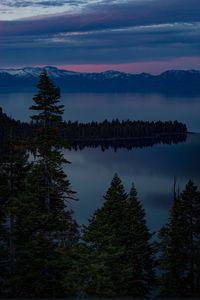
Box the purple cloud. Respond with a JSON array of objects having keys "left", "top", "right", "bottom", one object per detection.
[{"left": 0, "top": 0, "right": 200, "bottom": 70}]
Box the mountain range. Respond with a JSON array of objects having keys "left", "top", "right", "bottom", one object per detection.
[{"left": 0, "top": 66, "right": 200, "bottom": 95}]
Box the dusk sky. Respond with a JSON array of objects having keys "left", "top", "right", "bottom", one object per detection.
[{"left": 0, "top": 0, "right": 200, "bottom": 73}]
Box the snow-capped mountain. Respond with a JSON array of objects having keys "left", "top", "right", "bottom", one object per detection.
[
  {"left": 100, "top": 70, "right": 130, "bottom": 79},
  {"left": 160, "top": 69, "right": 200, "bottom": 78},
  {"left": 0, "top": 67, "right": 200, "bottom": 95},
  {"left": 0, "top": 66, "right": 77, "bottom": 78},
  {"left": 0, "top": 67, "right": 128, "bottom": 80}
]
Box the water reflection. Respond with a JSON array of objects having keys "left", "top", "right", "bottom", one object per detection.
[
  {"left": 65, "top": 134, "right": 200, "bottom": 232},
  {"left": 70, "top": 134, "right": 187, "bottom": 152},
  {"left": 1, "top": 91, "right": 200, "bottom": 232}
]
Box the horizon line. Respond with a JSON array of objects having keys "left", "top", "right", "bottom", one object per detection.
[{"left": 1, "top": 65, "right": 200, "bottom": 76}]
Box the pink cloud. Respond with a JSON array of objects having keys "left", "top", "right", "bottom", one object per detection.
[{"left": 57, "top": 56, "right": 200, "bottom": 74}]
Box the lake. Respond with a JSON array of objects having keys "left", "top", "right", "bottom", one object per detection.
[
  {"left": 1, "top": 92, "right": 200, "bottom": 132},
  {"left": 0, "top": 92, "right": 200, "bottom": 232}
]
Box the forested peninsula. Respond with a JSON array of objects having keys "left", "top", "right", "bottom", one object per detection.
[{"left": 0, "top": 105, "right": 187, "bottom": 151}]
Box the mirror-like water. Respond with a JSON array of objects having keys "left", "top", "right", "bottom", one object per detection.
[
  {"left": 1, "top": 92, "right": 200, "bottom": 231},
  {"left": 0, "top": 92, "right": 200, "bottom": 132},
  {"left": 65, "top": 133, "right": 200, "bottom": 232}
]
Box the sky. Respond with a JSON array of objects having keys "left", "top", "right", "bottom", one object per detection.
[{"left": 0, "top": 0, "right": 200, "bottom": 73}]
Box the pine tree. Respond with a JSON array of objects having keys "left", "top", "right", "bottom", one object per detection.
[
  {"left": 82, "top": 173, "right": 128, "bottom": 297},
  {"left": 82, "top": 174, "right": 155, "bottom": 297},
  {"left": 122, "top": 184, "right": 156, "bottom": 297},
  {"left": 29, "top": 69, "right": 69, "bottom": 212},
  {"left": 11, "top": 70, "right": 79, "bottom": 297},
  {"left": 159, "top": 180, "right": 200, "bottom": 297}
]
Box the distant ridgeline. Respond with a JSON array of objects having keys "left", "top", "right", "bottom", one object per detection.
[
  {"left": 0, "top": 107, "right": 187, "bottom": 150},
  {"left": 0, "top": 67, "right": 200, "bottom": 95}
]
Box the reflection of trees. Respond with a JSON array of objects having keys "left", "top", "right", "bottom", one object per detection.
[
  {"left": 69, "top": 134, "right": 187, "bottom": 152},
  {"left": 0, "top": 105, "right": 187, "bottom": 152},
  {"left": 60, "top": 119, "right": 187, "bottom": 151}
]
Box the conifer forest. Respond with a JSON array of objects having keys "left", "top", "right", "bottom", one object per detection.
[{"left": 0, "top": 71, "right": 200, "bottom": 298}]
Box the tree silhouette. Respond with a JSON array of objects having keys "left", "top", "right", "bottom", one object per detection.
[
  {"left": 159, "top": 180, "right": 200, "bottom": 297},
  {"left": 9, "top": 70, "right": 79, "bottom": 297},
  {"left": 82, "top": 174, "right": 156, "bottom": 297}
]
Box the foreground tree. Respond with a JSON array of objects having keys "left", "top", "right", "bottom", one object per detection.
[
  {"left": 82, "top": 174, "right": 127, "bottom": 296},
  {"left": 82, "top": 174, "right": 156, "bottom": 297},
  {"left": 159, "top": 180, "right": 200, "bottom": 297},
  {"left": 11, "top": 70, "right": 79, "bottom": 297},
  {"left": 122, "top": 184, "right": 156, "bottom": 296}
]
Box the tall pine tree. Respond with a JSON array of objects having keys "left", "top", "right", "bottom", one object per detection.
[{"left": 11, "top": 70, "right": 79, "bottom": 297}]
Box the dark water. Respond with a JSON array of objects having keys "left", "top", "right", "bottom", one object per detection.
[
  {"left": 1, "top": 92, "right": 200, "bottom": 232},
  {"left": 1, "top": 92, "right": 200, "bottom": 132},
  {"left": 65, "top": 133, "right": 200, "bottom": 232}
]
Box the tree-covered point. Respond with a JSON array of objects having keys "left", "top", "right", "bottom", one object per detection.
[
  {"left": 61, "top": 119, "right": 187, "bottom": 141},
  {"left": 0, "top": 105, "right": 187, "bottom": 149}
]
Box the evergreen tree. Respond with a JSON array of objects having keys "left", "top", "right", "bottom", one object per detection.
[
  {"left": 10, "top": 70, "right": 79, "bottom": 297},
  {"left": 82, "top": 173, "right": 128, "bottom": 297},
  {"left": 82, "top": 174, "right": 155, "bottom": 297},
  {"left": 122, "top": 184, "right": 156, "bottom": 297},
  {"left": 159, "top": 180, "right": 200, "bottom": 297}
]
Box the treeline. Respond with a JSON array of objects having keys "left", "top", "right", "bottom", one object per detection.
[
  {"left": 0, "top": 71, "right": 199, "bottom": 298},
  {"left": 60, "top": 119, "right": 187, "bottom": 150},
  {"left": 0, "top": 108, "right": 187, "bottom": 152},
  {"left": 81, "top": 175, "right": 200, "bottom": 297},
  {"left": 61, "top": 119, "right": 187, "bottom": 141},
  {"left": 1, "top": 166, "right": 200, "bottom": 297}
]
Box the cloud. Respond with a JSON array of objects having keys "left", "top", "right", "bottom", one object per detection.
[
  {"left": 1, "top": 0, "right": 200, "bottom": 35},
  {"left": 1, "top": 0, "right": 84, "bottom": 8},
  {"left": 0, "top": 0, "right": 85, "bottom": 20},
  {"left": 0, "top": 0, "right": 200, "bottom": 70},
  {"left": 1, "top": 22, "right": 199, "bottom": 60}
]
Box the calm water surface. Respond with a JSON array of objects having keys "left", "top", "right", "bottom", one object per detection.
[
  {"left": 65, "top": 133, "right": 200, "bottom": 232},
  {"left": 1, "top": 92, "right": 200, "bottom": 231},
  {"left": 1, "top": 92, "right": 200, "bottom": 132}
]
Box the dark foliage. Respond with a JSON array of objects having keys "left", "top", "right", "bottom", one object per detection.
[
  {"left": 62, "top": 119, "right": 187, "bottom": 141},
  {"left": 0, "top": 106, "right": 187, "bottom": 151},
  {"left": 0, "top": 70, "right": 79, "bottom": 297},
  {"left": 158, "top": 180, "right": 200, "bottom": 297},
  {"left": 0, "top": 70, "right": 198, "bottom": 298},
  {"left": 82, "top": 174, "right": 156, "bottom": 297}
]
